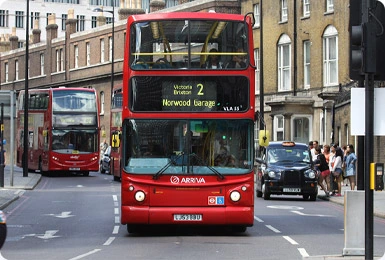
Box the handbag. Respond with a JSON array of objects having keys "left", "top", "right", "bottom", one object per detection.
[{"left": 333, "top": 168, "right": 343, "bottom": 177}]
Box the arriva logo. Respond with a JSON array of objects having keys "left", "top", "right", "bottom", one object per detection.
[
  {"left": 70, "top": 155, "right": 80, "bottom": 160},
  {"left": 170, "top": 176, "right": 206, "bottom": 184}
]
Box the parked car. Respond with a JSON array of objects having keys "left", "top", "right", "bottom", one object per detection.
[
  {"left": 0, "top": 210, "right": 6, "bottom": 250},
  {"left": 100, "top": 146, "right": 111, "bottom": 174},
  {"left": 255, "top": 141, "right": 318, "bottom": 201}
]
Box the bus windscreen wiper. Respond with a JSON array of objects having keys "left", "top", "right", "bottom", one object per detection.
[
  {"left": 189, "top": 153, "right": 224, "bottom": 180},
  {"left": 153, "top": 153, "right": 184, "bottom": 180}
]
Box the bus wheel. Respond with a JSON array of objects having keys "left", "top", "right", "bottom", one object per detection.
[
  {"left": 113, "top": 175, "right": 120, "bottom": 182},
  {"left": 256, "top": 189, "right": 262, "bottom": 198},
  {"left": 127, "top": 224, "right": 140, "bottom": 234},
  {"left": 83, "top": 171, "right": 90, "bottom": 177}
]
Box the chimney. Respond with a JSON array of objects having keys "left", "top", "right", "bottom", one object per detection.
[
  {"left": 46, "top": 13, "right": 58, "bottom": 42},
  {"left": 9, "top": 27, "right": 19, "bottom": 50},
  {"left": 32, "top": 19, "right": 41, "bottom": 44}
]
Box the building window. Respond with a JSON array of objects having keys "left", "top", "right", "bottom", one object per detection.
[
  {"left": 61, "top": 14, "right": 67, "bottom": 31},
  {"left": 40, "top": 53, "right": 45, "bottom": 75},
  {"left": 31, "top": 12, "right": 40, "bottom": 29},
  {"left": 15, "top": 60, "right": 19, "bottom": 81},
  {"left": 109, "top": 36, "right": 112, "bottom": 61},
  {"left": 274, "top": 115, "right": 284, "bottom": 141},
  {"left": 326, "top": 0, "right": 334, "bottom": 13},
  {"left": 74, "top": 45, "right": 79, "bottom": 68},
  {"left": 45, "top": 0, "right": 80, "bottom": 3},
  {"left": 0, "top": 10, "right": 9, "bottom": 27},
  {"left": 278, "top": 34, "right": 291, "bottom": 91},
  {"left": 86, "top": 42, "right": 91, "bottom": 66},
  {"left": 253, "top": 3, "right": 260, "bottom": 28},
  {"left": 304, "top": 40, "right": 311, "bottom": 89},
  {"left": 15, "top": 11, "right": 24, "bottom": 28},
  {"left": 323, "top": 25, "right": 338, "bottom": 86},
  {"left": 280, "top": 0, "right": 288, "bottom": 22},
  {"left": 100, "top": 91, "right": 105, "bottom": 115},
  {"left": 255, "top": 48, "right": 260, "bottom": 94},
  {"left": 56, "top": 49, "right": 64, "bottom": 72},
  {"left": 76, "top": 15, "right": 85, "bottom": 32},
  {"left": 292, "top": 116, "right": 311, "bottom": 144},
  {"left": 5, "top": 62, "right": 8, "bottom": 82},
  {"left": 100, "top": 39, "right": 105, "bottom": 63},
  {"left": 46, "top": 13, "right": 52, "bottom": 26},
  {"left": 303, "top": 0, "right": 310, "bottom": 17},
  {"left": 91, "top": 16, "right": 97, "bottom": 28}
]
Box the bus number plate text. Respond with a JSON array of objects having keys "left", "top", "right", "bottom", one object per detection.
[
  {"left": 174, "top": 214, "right": 202, "bottom": 221},
  {"left": 69, "top": 168, "right": 80, "bottom": 171}
]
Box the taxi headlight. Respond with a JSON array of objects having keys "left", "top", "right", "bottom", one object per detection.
[
  {"left": 268, "top": 171, "right": 281, "bottom": 178},
  {"left": 305, "top": 169, "right": 316, "bottom": 179},
  {"left": 135, "top": 191, "right": 146, "bottom": 202},
  {"left": 230, "top": 191, "right": 241, "bottom": 202}
]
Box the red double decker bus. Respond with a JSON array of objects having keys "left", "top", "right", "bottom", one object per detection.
[
  {"left": 16, "top": 87, "right": 100, "bottom": 176},
  {"left": 110, "top": 84, "right": 123, "bottom": 181},
  {"left": 121, "top": 12, "right": 256, "bottom": 233}
]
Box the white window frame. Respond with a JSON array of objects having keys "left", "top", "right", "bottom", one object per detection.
[
  {"left": 86, "top": 42, "right": 91, "bottom": 66},
  {"left": 74, "top": 45, "right": 79, "bottom": 68},
  {"left": 291, "top": 115, "right": 312, "bottom": 143},
  {"left": 281, "top": 0, "right": 288, "bottom": 22},
  {"left": 278, "top": 34, "right": 291, "bottom": 91},
  {"left": 323, "top": 25, "right": 338, "bottom": 86},
  {"left": 5, "top": 62, "right": 8, "bottom": 82},
  {"left": 100, "top": 39, "right": 105, "bottom": 63},
  {"left": 274, "top": 115, "right": 285, "bottom": 141},
  {"left": 100, "top": 91, "right": 105, "bottom": 115},
  {"left": 253, "top": 3, "right": 260, "bottom": 28},
  {"left": 40, "top": 53, "right": 44, "bottom": 75},
  {"left": 15, "top": 60, "right": 19, "bottom": 81},
  {"left": 304, "top": 40, "right": 311, "bottom": 89},
  {"left": 255, "top": 48, "right": 260, "bottom": 95},
  {"left": 109, "top": 36, "right": 112, "bottom": 61},
  {"left": 303, "top": 0, "right": 310, "bottom": 17},
  {"left": 326, "top": 0, "right": 334, "bottom": 13}
]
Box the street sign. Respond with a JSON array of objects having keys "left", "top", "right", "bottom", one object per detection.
[{"left": 0, "top": 91, "right": 16, "bottom": 117}]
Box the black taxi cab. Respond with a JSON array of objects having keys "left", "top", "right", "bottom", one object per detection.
[{"left": 255, "top": 141, "right": 318, "bottom": 201}]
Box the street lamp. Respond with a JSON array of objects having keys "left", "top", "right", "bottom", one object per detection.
[{"left": 93, "top": 1, "right": 115, "bottom": 104}]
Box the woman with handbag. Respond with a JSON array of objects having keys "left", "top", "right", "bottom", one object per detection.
[
  {"left": 344, "top": 144, "right": 357, "bottom": 190},
  {"left": 329, "top": 145, "right": 344, "bottom": 196},
  {"left": 314, "top": 147, "right": 331, "bottom": 196}
]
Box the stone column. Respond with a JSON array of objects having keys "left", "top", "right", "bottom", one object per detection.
[{"left": 283, "top": 113, "right": 293, "bottom": 141}]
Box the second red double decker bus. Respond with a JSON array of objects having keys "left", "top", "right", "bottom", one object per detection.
[{"left": 121, "top": 12, "right": 256, "bottom": 233}]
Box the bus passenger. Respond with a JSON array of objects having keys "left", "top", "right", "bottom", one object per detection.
[
  {"left": 202, "top": 48, "right": 223, "bottom": 69},
  {"left": 225, "top": 48, "right": 246, "bottom": 68}
]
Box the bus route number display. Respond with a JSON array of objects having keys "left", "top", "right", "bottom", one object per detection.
[{"left": 162, "top": 80, "right": 216, "bottom": 112}]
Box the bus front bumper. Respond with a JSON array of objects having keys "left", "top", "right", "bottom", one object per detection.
[{"left": 121, "top": 206, "right": 254, "bottom": 226}]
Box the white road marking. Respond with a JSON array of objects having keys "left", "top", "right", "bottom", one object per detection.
[
  {"left": 265, "top": 225, "right": 281, "bottom": 233},
  {"left": 254, "top": 216, "right": 264, "bottom": 222},
  {"left": 69, "top": 249, "right": 101, "bottom": 260},
  {"left": 291, "top": 210, "right": 333, "bottom": 217},
  {"left": 37, "top": 230, "right": 60, "bottom": 239},
  {"left": 283, "top": 236, "right": 298, "bottom": 245},
  {"left": 115, "top": 216, "right": 120, "bottom": 224},
  {"left": 112, "top": 195, "right": 118, "bottom": 202},
  {"left": 103, "top": 237, "right": 115, "bottom": 246},
  {"left": 298, "top": 248, "right": 309, "bottom": 257},
  {"left": 113, "top": 225, "right": 119, "bottom": 234},
  {"left": 114, "top": 208, "right": 119, "bottom": 215},
  {"left": 267, "top": 205, "right": 304, "bottom": 210}
]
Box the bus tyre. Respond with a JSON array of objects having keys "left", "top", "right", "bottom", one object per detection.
[
  {"left": 256, "top": 189, "right": 262, "bottom": 198},
  {"left": 127, "top": 224, "right": 140, "bottom": 234},
  {"left": 83, "top": 171, "right": 90, "bottom": 177},
  {"left": 232, "top": 226, "right": 247, "bottom": 233}
]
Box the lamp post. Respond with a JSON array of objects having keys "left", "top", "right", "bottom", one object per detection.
[{"left": 94, "top": 1, "right": 115, "bottom": 103}]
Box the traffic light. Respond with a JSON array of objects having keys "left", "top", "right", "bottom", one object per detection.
[
  {"left": 349, "top": 0, "right": 385, "bottom": 80},
  {"left": 349, "top": 0, "right": 364, "bottom": 80}
]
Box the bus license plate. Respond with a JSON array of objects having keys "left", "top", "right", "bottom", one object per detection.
[
  {"left": 69, "top": 168, "right": 80, "bottom": 171},
  {"left": 174, "top": 214, "right": 202, "bottom": 221},
  {"left": 283, "top": 188, "right": 301, "bottom": 192}
]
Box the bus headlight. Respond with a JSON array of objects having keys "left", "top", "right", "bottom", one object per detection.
[
  {"left": 135, "top": 191, "right": 146, "bottom": 202},
  {"left": 230, "top": 191, "right": 241, "bottom": 202}
]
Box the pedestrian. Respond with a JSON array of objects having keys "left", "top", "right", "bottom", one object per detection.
[
  {"left": 344, "top": 144, "right": 357, "bottom": 190},
  {"left": 100, "top": 139, "right": 108, "bottom": 157},
  {"left": 311, "top": 141, "right": 322, "bottom": 161},
  {"left": 314, "top": 147, "right": 330, "bottom": 196},
  {"left": 329, "top": 144, "right": 344, "bottom": 196},
  {"left": 322, "top": 144, "right": 331, "bottom": 192}
]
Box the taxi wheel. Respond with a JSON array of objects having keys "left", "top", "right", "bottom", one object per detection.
[
  {"left": 262, "top": 184, "right": 270, "bottom": 200},
  {"left": 309, "top": 194, "right": 317, "bottom": 201},
  {"left": 0, "top": 224, "right": 6, "bottom": 250},
  {"left": 303, "top": 194, "right": 310, "bottom": 200}
]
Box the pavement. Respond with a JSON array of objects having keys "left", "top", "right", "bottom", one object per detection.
[{"left": 0, "top": 166, "right": 385, "bottom": 259}]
